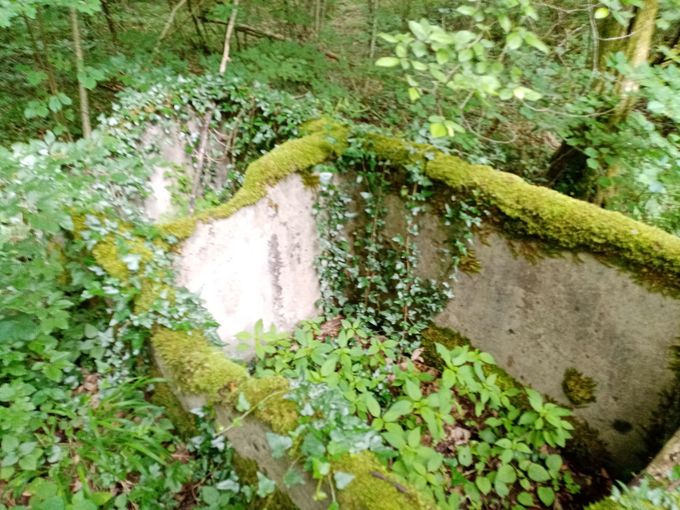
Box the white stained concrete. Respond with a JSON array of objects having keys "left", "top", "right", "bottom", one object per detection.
[
  {"left": 175, "top": 174, "right": 321, "bottom": 359},
  {"left": 142, "top": 123, "right": 188, "bottom": 221}
]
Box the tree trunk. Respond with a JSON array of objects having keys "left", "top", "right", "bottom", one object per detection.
[
  {"left": 70, "top": 8, "right": 91, "bottom": 138},
  {"left": 101, "top": 0, "right": 118, "bottom": 46},
  {"left": 218, "top": 0, "right": 240, "bottom": 75},
  {"left": 547, "top": 0, "right": 659, "bottom": 204},
  {"left": 23, "top": 14, "right": 67, "bottom": 129},
  {"left": 186, "top": 0, "right": 209, "bottom": 52}
]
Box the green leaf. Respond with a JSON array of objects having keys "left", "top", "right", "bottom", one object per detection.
[
  {"left": 537, "top": 486, "right": 555, "bottom": 506},
  {"left": 404, "top": 379, "right": 422, "bottom": 401},
  {"left": 506, "top": 32, "right": 523, "bottom": 50},
  {"left": 236, "top": 392, "right": 251, "bottom": 412},
  {"left": 523, "top": 32, "right": 549, "bottom": 53},
  {"left": 527, "top": 463, "right": 550, "bottom": 482},
  {"left": 365, "top": 394, "right": 381, "bottom": 417},
  {"left": 383, "top": 400, "right": 413, "bottom": 422},
  {"left": 496, "top": 464, "right": 516, "bottom": 484},
  {"left": 48, "top": 96, "right": 62, "bottom": 113},
  {"left": 408, "top": 87, "right": 420, "bottom": 102},
  {"left": 475, "top": 476, "right": 491, "bottom": 494},
  {"left": 283, "top": 468, "right": 304, "bottom": 487},
  {"left": 457, "top": 446, "right": 472, "bottom": 467},
  {"left": 407, "top": 427, "right": 421, "bottom": 448},
  {"left": 594, "top": 7, "right": 609, "bottom": 19},
  {"left": 517, "top": 491, "right": 534, "bottom": 506},
  {"left": 429, "top": 122, "right": 448, "bottom": 138},
  {"left": 376, "top": 57, "right": 400, "bottom": 68},
  {"left": 256, "top": 472, "right": 276, "bottom": 497},
  {"left": 546, "top": 454, "right": 562, "bottom": 474},
  {"left": 333, "top": 471, "right": 355, "bottom": 490},
  {"left": 266, "top": 432, "right": 292, "bottom": 459},
  {"left": 72, "top": 497, "right": 96, "bottom": 510},
  {"left": 320, "top": 356, "right": 337, "bottom": 376}
]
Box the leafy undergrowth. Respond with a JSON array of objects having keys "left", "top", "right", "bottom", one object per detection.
[
  {"left": 0, "top": 78, "right": 300, "bottom": 509},
  {"left": 249, "top": 317, "right": 595, "bottom": 510}
]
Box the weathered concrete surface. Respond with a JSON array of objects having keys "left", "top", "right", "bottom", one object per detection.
[
  {"left": 175, "top": 174, "right": 321, "bottom": 358},
  {"left": 142, "top": 123, "right": 188, "bottom": 221},
  {"left": 434, "top": 230, "right": 680, "bottom": 470}
]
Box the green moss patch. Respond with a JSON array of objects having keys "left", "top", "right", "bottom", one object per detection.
[
  {"left": 334, "top": 452, "right": 436, "bottom": 510},
  {"left": 150, "top": 327, "right": 247, "bottom": 400},
  {"left": 361, "top": 134, "right": 680, "bottom": 289},
  {"left": 562, "top": 368, "right": 598, "bottom": 406}
]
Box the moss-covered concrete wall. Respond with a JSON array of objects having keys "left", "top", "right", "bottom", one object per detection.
[{"left": 142, "top": 121, "right": 680, "bottom": 495}]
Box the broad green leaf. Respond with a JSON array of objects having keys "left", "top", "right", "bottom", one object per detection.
[
  {"left": 429, "top": 122, "right": 448, "bottom": 138},
  {"left": 517, "top": 491, "right": 534, "bottom": 506},
  {"left": 475, "top": 476, "right": 491, "bottom": 495},
  {"left": 383, "top": 400, "right": 413, "bottom": 422},
  {"left": 365, "top": 394, "right": 381, "bottom": 417},
  {"left": 546, "top": 454, "right": 562, "bottom": 474},
  {"left": 537, "top": 486, "right": 555, "bottom": 506},
  {"left": 506, "top": 32, "right": 523, "bottom": 50},
  {"left": 527, "top": 463, "right": 550, "bottom": 482},
  {"left": 496, "top": 464, "right": 516, "bottom": 484},
  {"left": 376, "top": 57, "right": 400, "bottom": 68},
  {"left": 523, "top": 32, "right": 549, "bottom": 53}
]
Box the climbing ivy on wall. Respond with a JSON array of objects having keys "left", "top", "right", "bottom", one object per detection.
[
  {"left": 313, "top": 131, "right": 483, "bottom": 344},
  {"left": 106, "top": 74, "right": 319, "bottom": 214}
]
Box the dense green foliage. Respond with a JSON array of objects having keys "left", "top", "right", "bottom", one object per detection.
[
  {"left": 1, "top": 0, "right": 680, "bottom": 509},
  {"left": 0, "top": 79, "right": 310, "bottom": 508},
  {"left": 252, "top": 318, "right": 582, "bottom": 509}
]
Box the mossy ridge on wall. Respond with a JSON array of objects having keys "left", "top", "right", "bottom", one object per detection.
[
  {"left": 158, "top": 121, "right": 349, "bottom": 241},
  {"left": 363, "top": 133, "right": 680, "bottom": 289}
]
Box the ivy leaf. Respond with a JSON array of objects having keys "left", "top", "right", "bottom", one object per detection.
[
  {"left": 256, "top": 472, "right": 276, "bottom": 498},
  {"left": 266, "top": 432, "right": 292, "bottom": 459},
  {"left": 333, "top": 471, "right": 355, "bottom": 490},
  {"left": 283, "top": 468, "right": 304, "bottom": 487},
  {"left": 236, "top": 392, "right": 251, "bottom": 412}
]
